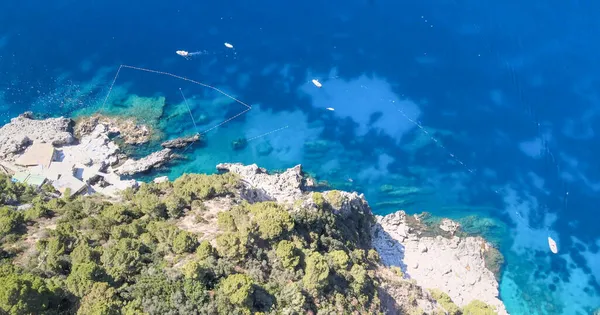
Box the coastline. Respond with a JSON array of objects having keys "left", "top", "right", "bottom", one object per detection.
[{"left": 0, "top": 112, "right": 507, "bottom": 313}]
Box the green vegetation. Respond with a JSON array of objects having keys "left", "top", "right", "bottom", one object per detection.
[
  {"left": 462, "top": 300, "right": 497, "bottom": 315},
  {"left": 0, "top": 171, "right": 499, "bottom": 314},
  {"left": 0, "top": 172, "right": 382, "bottom": 314},
  {"left": 429, "top": 288, "right": 460, "bottom": 315}
]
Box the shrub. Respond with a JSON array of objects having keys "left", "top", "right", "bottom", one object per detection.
[
  {"left": 462, "top": 300, "right": 496, "bottom": 315},
  {"left": 302, "top": 252, "right": 330, "bottom": 293},
  {"left": 276, "top": 240, "right": 300, "bottom": 269},
  {"left": 249, "top": 202, "right": 294, "bottom": 240},
  {"left": 429, "top": 288, "right": 460, "bottom": 315}
]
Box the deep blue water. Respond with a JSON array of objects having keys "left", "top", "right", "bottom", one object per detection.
[{"left": 2, "top": 0, "right": 600, "bottom": 313}]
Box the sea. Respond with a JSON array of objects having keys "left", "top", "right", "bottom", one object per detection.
[{"left": 1, "top": 0, "right": 599, "bottom": 314}]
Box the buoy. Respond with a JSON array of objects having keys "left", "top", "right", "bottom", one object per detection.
[
  {"left": 326, "top": 107, "right": 335, "bottom": 111},
  {"left": 312, "top": 79, "right": 322, "bottom": 88},
  {"left": 176, "top": 50, "right": 189, "bottom": 57},
  {"left": 224, "top": 42, "right": 234, "bottom": 49},
  {"left": 548, "top": 236, "right": 558, "bottom": 254}
]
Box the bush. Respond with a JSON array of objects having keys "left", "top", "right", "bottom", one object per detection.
[
  {"left": 0, "top": 266, "right": 62, "bottom": 315},
  {"left": 302, "top": 252, "right": 330, "bottom": 293},
  {"left": 173, "top": 231, "right": 198, "bottom": 254},
  {"left": 462, "top": 300, "right": 497, "bottom": 315},
  {"left": 276, "top": 240, "right": 300, "bottom": 269},
  {"left": 173, "top": 173, "right": 238, "bottom": 202},
  {"left": 0, "top": 206, "right": 24, "bottom": 238},
  {"left": 248, "top": 202, "right": 294, "bottom": 240},
  {"left": 429, "top": 288, "right": 460, "bottom": 315},
  {"left": 216, "top": 232, "right": 248, "bottom": 261},
  {"left": 217, "top": 274, "right": 254, "bottom": 312},
  {"left": 328, "top": 250, "right": 350, "bottom": 271},
  {"left": 325, "top": 190, "right": 343, "bottom": 208}
]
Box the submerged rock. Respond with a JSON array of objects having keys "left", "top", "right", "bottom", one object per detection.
[
  {"left": 114, "top": 148, "right": 174, "bottom": 176},
  {"left": 161, "top": 134, "right": 200, "bottom": 149},
  {"left": 0, "top": 112, "right": 74, "bottom": 158},
  {"left": 75, "top": 114, "right": 152, "bottom": 145}
]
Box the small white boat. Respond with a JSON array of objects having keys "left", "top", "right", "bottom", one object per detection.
[
  {"left": 326, "top": 107, "right": 335, "bottom": 111},
  {"left": 224, "top": 42, "right": 234, "bottom": 49},
  {"left": 312, "top": 79, "right": 322, "bottom": 88},
  {"left": 548, "top": 236, "right": 558, "bottom": 254},
  {"left": 176, "top": 50, "right": 189, "bottom": 57}
]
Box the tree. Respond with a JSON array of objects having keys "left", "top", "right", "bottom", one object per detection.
[
  {"left": 100, "top": 238, "right": 144, "bottom": 282},
  {"left": 328, "top": 250, "right": 350, "bottom": 271},
  {"left": 217, "top": 274, "right": 254, "bottom": 310},
  {"left": 216, "top": 232, "right": 247, "bottom": 261},
  {"left": 77, "top": 282, "right": 121, "bottom": 315},
  {"left": 172, "top": 231, "right": 198, "bottom": 254},
  {"left": 249, "top": 202, "right": 294, "bottom": 240},
  {"left": 66, "top": 262, "right": 104, "bottom": 297},
  {"left": 70, "top": 241, "right": 98, "bottom": 265},
  {"left": 0, "top": 206, "right": 24, "bottom": 238},
  {"left": 302, "top": 252, "right": 330, "bottom": 293},
  {"left": 164, "top": 195, "right": 186, "bottom": 218},
  {"left": 196, "top": 240, "right": 217, "bottom": 261},
  {"left": 0, "top": 270, "right": 59, "bottom": 315},
  {"left": 349, "top": 264, "right": 367, "bottom": 294},
  {"left": 276, "top": 240, "right": 300, "bottom": 269},
  {"left": 217, "top": 211, "right": 237, "bottom": 232}
]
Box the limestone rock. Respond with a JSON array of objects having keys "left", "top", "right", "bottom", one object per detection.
[
  {"left": 440, "top": 218, "right": 461, "bottom": 235},
  {"left": 60, "top": 124, "right": 120, "bottom": 168},
  {"left": 372, "top": 210, "right": 507, "bottom": 314},
  {"left": 153, "top": 176, "right": 169, "bottom": 184},
  {"left": 216, "top": 163, "right": 305, "bottom": 204},
  {"left": 373, "top": 211, "right": 507, "bottom": 314},
  {"left": 161, "top": 134, "right": 200, "bottom": 149},
  {"left": 115, "top": 148, "right": 174, "bottom": 176},
  {"left": 75, "top": 114, "right": 151, "bottom": 145},
  {"left": 0, "top": 112, "right": 74, "bottom": 158}
]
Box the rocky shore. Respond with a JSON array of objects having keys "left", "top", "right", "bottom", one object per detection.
[
  {"left": 217, "top": 163, "right": 508, "bottom": 314},
  {"left": 0, "top": 113, "right": 193, "bottom": 198},
  {"left": 372, "top": 211, "right": 507, "bottom": 314},
  {"left": 0, "top": 113, "right": 507, "bottom": 313}
]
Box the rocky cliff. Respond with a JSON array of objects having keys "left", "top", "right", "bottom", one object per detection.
[{"left": 218, "top": 163, "right": 508, "bottom": 314}]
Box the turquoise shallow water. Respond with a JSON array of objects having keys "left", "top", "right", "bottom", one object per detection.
[{"left": 2, "top": 1, "right": 600, "bottom": 313}]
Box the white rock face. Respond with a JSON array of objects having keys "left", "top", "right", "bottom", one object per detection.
[
  {"left": 372, "top": 211, "right": 508, "bottom": 314},
  {"left": 60, "top": 124, "right": 120, "bottom": 167},
  {"left": 115, "top": 148, "right": 173, "bottom": 176},
  {"left": 216, "top": 163, "right": 305, "bottom": 204},
  {"left": 0, "top": 112, "right": 74, "bottom": 158}
]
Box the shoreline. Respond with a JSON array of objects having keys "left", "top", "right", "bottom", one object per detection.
[{"left": 0, "top": 112, "right": 508, "bottom": 313}]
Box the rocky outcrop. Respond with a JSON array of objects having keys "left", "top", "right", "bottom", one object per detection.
[
  {"left": 161, "top": 134, "right": 201, "bottom": 149},
  {"left": 217, "top": 163, "right": 507, "bottom": 313},
  {"left": 115, "top": 148, "right": 174, "bottom": 176},
  {"left": 0, "top": 112, "right": 74, "bottom": 158},
  {"left": 216, "top": 163, "right": 305, "bottom": 204},
  {"left": 372, "top": 211, "right": 507, "bottom": 314},
  {"left": 75, "top": 114, "right": 151, "bottom": 145},
  {"left": 60, "top": 124, "right": 121, "bottom": 167}
]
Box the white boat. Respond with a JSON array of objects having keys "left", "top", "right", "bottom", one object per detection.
[
  {"left": 312, "top": 79, "right": 322, "bottom": 88},
  {"left": 548, "top": 236, "right": 558, "bottom": 254},
  {"left": 224, "top": 42, "right": 234, "bottom": 49},
  {"left": 326, "top": 107, "right": 335, "bottom": 111},
  {"left": 176, "top": 50, "right": 189, "bottom": 57}
]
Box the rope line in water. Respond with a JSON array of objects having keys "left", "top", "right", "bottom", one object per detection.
[
  {"left": 247, "top": 125, "right": 289, "bottom": 141},
  {"left": 179, "top": 88, "right": 199, "bottom": 131},
  {"left": 101, "top": 65, "right": 123, "bottom": 110},
  {"left": 110, "top": 64, "right": 252, "bottom": 109}
]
